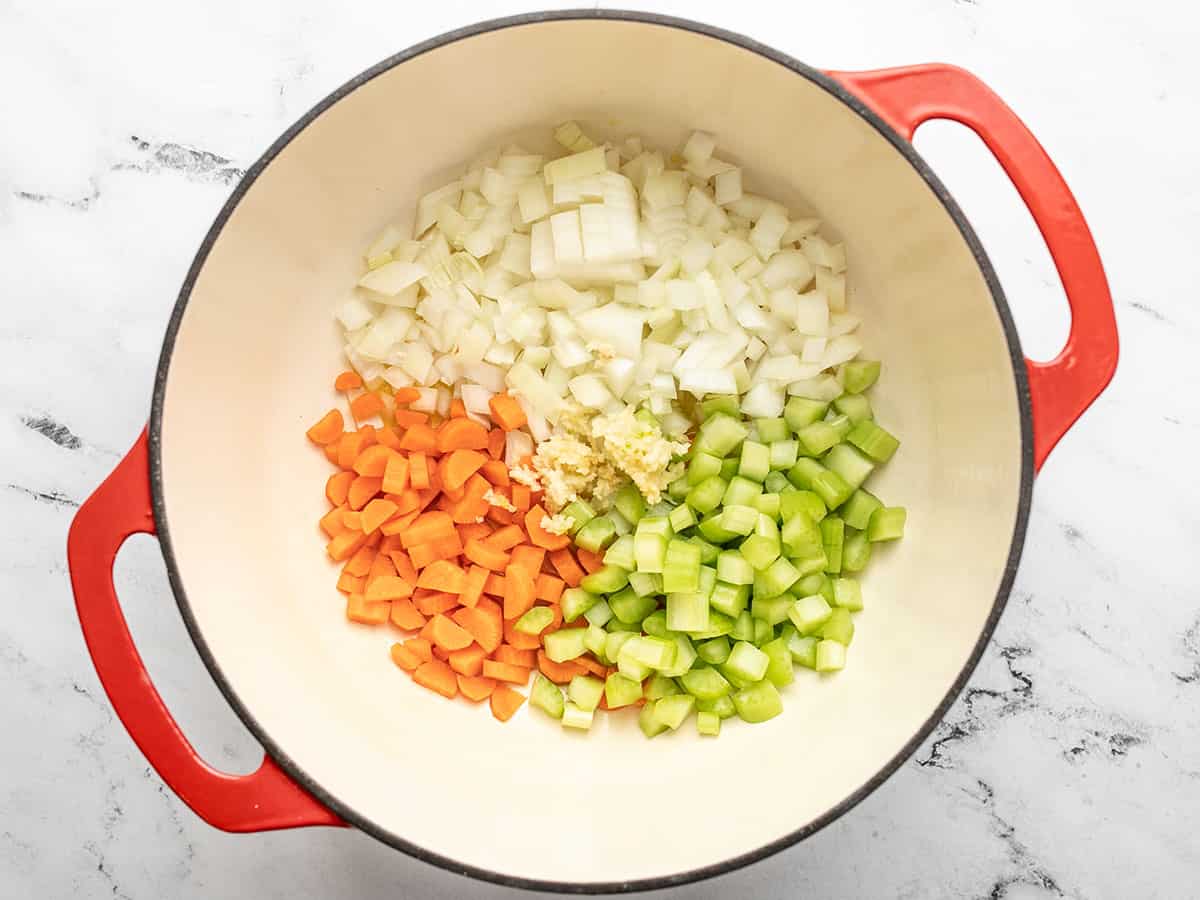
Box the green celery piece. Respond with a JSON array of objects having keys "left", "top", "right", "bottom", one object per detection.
[
  {"left": 833, "top": 577, "right": 863, "bottom": 611},
  {"left": 689, "top": 608, "right": 735, "bottom": 640},
  {"left": 840, "top": 489, "right": 883, "bottom": 530},
  {"left": 818, "top": 575, "right": 837, "bottom": 606},
  {"left": 544, "top": 628, "right": 588, "bottom": 662},
  {"left": 826, "top": 414, "right": 853, "bottom": 441},
  {"left": 655, "top": 694, "right": 696, "bottom": 730},
  {"left": 515, "top": 606, "right": 554, "bottom": 635},
  {"left": 719, "top": 457, "right": 740, "bottom": 480},
  {"left": 608, "top": 509, "right": 633, "bottom": 536},
  {"left": 680, "top": 666, "right": 732, "bottom": 700},
  {"left": 781, "top": 509, "right": 823, "bottom": 557},
  {"left": 847, "top": 420, "right": 900, "bottom": 463},
  {"left": 842, "top": 530, "right": 872, "bottom": 572},
  {"left": 697, "top": 515, "right": 738, "bottom": 544},
  {"left": 580, "top": 565, "right": 629, "bottom": 594},
  {"left": 701, "top": 395, "right": 740, "bottom": 419},
  {"left": 628, "top": 571, "right": 663, "bottom": 597},
  {"left": 584, "top": 623, "right": 608, "bottom": 658},
  {"left": 761, "top": 637, "right": 795, "bottom": 687},
  {"left": 722, "top": 475, "right": 763, "bottom": 507},
  {"left": 612, "top": 482, "right": 646, "bottom": 525},
  {"left": 842, "top": 359, "right": 881, "bottom": 394},
  {"left": 610, "top": 588, "right": 656, "bottom": 624},
  {"left": 691, "top": 538, "right": 721, "bottom": 566},
  {"left": 642, "top": 609, "right": 669, "bottom": 637},
  {"left": 759, "top": 557, "right": 801, "bottom": 598},
  {"left": 821, "top": 516, "right": 845, "bottom": 574},
  {"left": 604, "top": 631, "right": 635, "bottom": 663},
  {"left": 718, "top": 504, "right": 759, "bottom": 536},
  {"left": 659, "top": 633, "right": 698, "bottom": 678},
  {"left": 739, "top": 533, "right": 780, "bottom": 571},
  {"left": 763, "top": 470, "right": 791, "bottom": 493},
  {"left": 638, "top": 702, "right": 670, "bottom": 738},
  {"left": 696, "top": 694, "right": 737, "bottom": 719},
  {"left": 780, "top": 490, "right": 826, "bottom": 522},
  {"left": 811, "top": 467, "right": 854, "bottom": 509},
  {"left": 752, "top": 617, "right": 772, "bottom": 646},
  {"left": 560, "top": 499, "right": 597, "bottom": 535},
  {"left": 697, "top": 635, "right": 732, "bottom": 665},
  {"left": 667, "top": 475, "right": 691, "bottom": 502},
  {"left": 668, "top": 503, "right": 697, "bottom": 533},
  {"left": 784, "top": 396, "right": 829, "bottom": 431},
  {"left": 738, "top": 441, "right": 771, "bottom": 482},
  {"left": 687, "top": 451, "right": 724, "bottom": 485},
  {"left": 636, "top": 514, "right": 673, "bottom": 537},
  {"left": 751, "top": 492, "right": 781, "bottom": 519},
  {"left": 698, "top": 564, "right": 717, "bottom": 596},
  {"left": 604, "top": 534, "right": 637, "bottom": 570},
  {"left": 663, "top": 539, "right": 702, "bottom": 592},
  {"left": 645, "top": 673, "right": 681, "bottom": 700},
  {"left": 867, "top": 507, "right": 907, "bottom": 542},
  {"left": 821, "top": 607, "right": 855, "bottom": 646},
  {"left": 789, "top": 546, "right": 829, "bottom": 578},
  {"left": 755, "top": 417, "right": 790, "bottom": 443},
  {"left": 605, "top": 672, "right": 644, "bottom": 708},
  {"left": 561, "top": 587, "right": 597, "bottom": 623},
  {"left": 751, "top": 594, "right": 793, "bottom": 625},
  {"left": 633, "top": 531, "right": 668, "bottom": 573},
  {"left": 797, "top": 420, "right": 842, "bottom": 456},
  {"left": 531, "top": 674, "right": 565, "bottom": 719},
  {"left": 616, "top": 643, "right": 652, "bottom": 682},
  {"left": 583, "top": 598, "right": 613, "bottom": 628},
  {"left": 725, "top": 640, "right": 770, "bottom": 682},
  {"left": 769, "top": 440, "right": 799, "bottom": 471},
  {"left": 709, "top": 581, "right": 750, "bottom": 617},
  {"left": 815, "top": 639, "right": 847, "bottom": 672},
  {"left": 733, "top": 680, "right": 783, "bottom": 723},
  {"left": 824, "top": 443, "right": 875, "bottom": 490},
  {"left": 574, "top": 516, "right": 616, "bottom": 553},
  {"left": 697, "top": 413, "right": 748, "bottom": 457},
  {"left": 786, "top": 458, "right": 826, "bottom": 490},
  {"left": 833, "top": 393, "right": 873, "bottom": 424},
  {"left": 795, "top": 573, "right": 824, "bottom": 596},
  {"left": 730, "top": 610, "right": 755, "bottom": 642},
  {"left": 606, "top": 618, "right": 641, "bottom": 634},
  {"left": 666, "top": 591, "right": 711, "bottom": 632},
  {"left": 568, "top": 675, "right": 605, "bottom": 711},
  {"left": 716, "top": 549, "right": 756, "bottom": 586},
  {"left": 697, "top": 710, "right": 722, "bottom": 736},
  {"left": 789, "top": 594, "right": 833, "bottom": 635},
  {"left": 686, "top": 476, "right": 728, "bottom": 514},
  {"left": 786, "top": 632, "right": 819, "bottom": 668},
  {"left": 561, "top": 702, "right": 595, "bottom": 731}
]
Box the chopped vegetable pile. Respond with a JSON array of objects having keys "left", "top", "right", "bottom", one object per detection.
[{"left": 308, "top": 122, "right": 907, "bottom": 737}]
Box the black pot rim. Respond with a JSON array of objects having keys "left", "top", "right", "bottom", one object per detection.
[{"left": 148, "top": 9, "right": 1033, "bottom": 895}]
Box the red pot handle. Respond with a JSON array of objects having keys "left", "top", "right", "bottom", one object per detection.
[
  {"left": 67, "top": 428, "right": 343, "bottom": 832},
  {"left": 828, "top": 64, "right": 1118, "bottom": 470}
]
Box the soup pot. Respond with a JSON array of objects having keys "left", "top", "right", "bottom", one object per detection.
[{"left": 67, "top": 10, "right": 1118, "bottom": 893}]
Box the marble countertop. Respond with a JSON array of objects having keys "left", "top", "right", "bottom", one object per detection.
[{"left": 3, "top": 1, "right": 1197, "bottom": 897}]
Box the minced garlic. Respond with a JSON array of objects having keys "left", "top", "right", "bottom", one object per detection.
[{"left": 482, "top": 488, "right": 516, "bottom": 512}]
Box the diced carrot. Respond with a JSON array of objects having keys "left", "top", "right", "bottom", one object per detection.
[
  {"left": 336, "top": 571, "right": 365, "bottom": 594},
  {"left": 485, "top": 505, "right": 514, "bottom": 525},
  {"left": 503, "top": 564, "right": 536, "bottom": 620},
  {"left": 394, "top": 408, "right": 429, "bottom": 428},
  {"left": 323, "top": 439, "right": 342, "bottom": 464},
  {"left": 389, "top": 643, "right": 420, "bottom": 671},
  {"left": 360, "top": 498, "right": 398, "bottom": 534},
  {"left": 394, "top": 489, "right": 422, "bottom": 514},
  {"left": 457, "top": 674, "right": 497, "bottom": 702},
  {"left": 327, "top": 530, "right": 367, "bottom": 562},
  {"left": 413, "top": 589, "right": 459, "bottom": 616},
  {"left": 320, "top": 505, "right": 349, "bottom": 538},
  {"left": 449, "top": 398, "right": 467, "bottom": 418},
  {"left": 490, "top": 684, "right": 526, "bottom": 721},
  {"left": 418, "top": 617, "right": 436, "bottom": 642},
  {"left": 326, "top": 471, "right": 355, "bottom": 507},
  {"left": 413, "top": 659, "right": 457, "bottom": 698},
  {"left": 511, "top": 484, "right": 531, "bottom": 512},
  {"left": 486, "top": 427, "right": 506, "bottom": 460},
  {"left": 447, "top": 643, "right": 487, "bottom": 677},
  {"left": 537, "top": 650, "right": 585, "bottom": 684},
  {"left": 388, "top": 551, "right": 419, "bottom": 584},
  {"left": 432, "top": 645, "right": 450, "bottom": 661},
  {"left": 493, "top": 644, "right": 536, "bottom": 668},
  {"left": 334, "top": 370, "right": 363, "bottom": 391},
  {"left": 379, "top": 533, "right": 404, "bottom": 554},
  {"left": 344, "top": 543, "right": 375, "bottom": 577},
  {"left": 389, "top": 598, "right": 427, "bottom": 631},
  {"left": 574, "top": 655, "right": 608, "bottom": 678},
  {"left": 364, "top": 529, "right": 383, "bottom": 550},
  {"left": 416, "top": 559, "right": 467, "bottom": 593},
  {"left": 576, "top": 547, "right": 605, "bottom": 574},
  {"left": 544, "top": 604, "right": 564, "bottom": 634},
  {"left": 353, "top": 444, "right": 393, "bottom": 477},
  {"left": 481, "top": 660, "right": 531, "bottom": 685},
  {"left": 346, "top": 593, "right": 390, "bottom": 625},
  {"left": 451, "top": 476, "right": 492, "bottom": 525},
  {"left": 485, "top": 524, "right": 525, "bottom": 551},
  {"left": 403, "top": 637, "right": 433, "bottom": 662},
  {"left": 488, "top": 393, "right": 527, "bottom": 431},
  {"left": 534, "top": 572, "right": 566, "bottom": 604},
  {"left": 366, "top": 575, "right": 414, "bottom": 602},
  {"left": 460, "top": 564, "right": 488, "bottom": 609},
  {"left": 342, "top": 509, "right": 363, "bottom": 531},
  {"left": 367, "top": 552, "right": 396, "bottom": 582},
  {"left": 409, "top": 452, "right": 430, "bottom": 490},
  {"left": 440, "top": 449, "right": 487, "bottom": 493},
  {"left": 337, "top": 430, "right": 369, "bottom": 469},
  {"left": 382, "top": 454, "right": 409, "bottom": 494},
  {"left": 379, "top": 509, "right": 419, "bottom": 537},
  {"left": 548, "top": 549, "right": 585, "bottom": 587},
  {"left": 375, "top": 426, "right": 403, "bottom": 451},
  {"left": 401, "top": 511, "right": 456, "bottom": 549},
  {"left": 347, "top": 475, "right": 382, "bottom": 511},
  {"left": 478, "top": 459, "right": 510, "bottom": 487},
  {"left": 427, "top": 614, "right": 474, "bottom": 652},
  {"left": 437, "top": 418, "right": 490, "bottom": 453},
  {"left": 509, "top": 545, "right": 546, "bottom": 578},
  {"left": 391, "top": 386, "right": 420, "bottom": 405},
  {"left": 453, "top": 604, "right": 503, "bottom": 654},
  {"left": 307, "top": 409, "right": 344, "bottom": 445},
  {"left": 525, "top": 505, "right": 571, "bottom": 550},
  {"left": 483, "top": 572, "right": 507, "bottom": 596},
  {"left": 503, "top": 617, "right": 542, "bottom": 650},
  {"left": 350, "top": 392, "right": 385, "bottom": 421},
  {"left": 458, "top": 522, "right": 492, "bottom": 543},
  {"left": 409, "top": 534, "right": 464, "bottom": 569},
  {"left": 463, "top": 538, "right": 510, "bottom": 572},
  {"left": 399, "top": 423, "right": 438, "bottom": 452}
]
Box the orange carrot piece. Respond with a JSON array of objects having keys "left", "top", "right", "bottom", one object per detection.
[
  {"left": 463, "top": 538, "right": 510, "bottom": 572},
  {"left": 403, "top": 637, "right": 433, "bottom": 662},
  {"left": 460, "top": 564, "right": 488, "bottom": 609},
  {"left": 408, "top": 452, "right": 430, "bottom": 490},
  {"left": 346, "top": 593, "right": 390, "bottom": 625},
  {"left": 307, "top": 409, "right": 344, "bottom": 445},
  {"left": 337, "top": 430, "right": 369, "bottom": 469},
  {"left": 437, "top": 418, "right": 490, "bottom": 453},
  {"left": 457, "top": 674, "right": 497, "bottom": 701},
  {"left": 493, "top": 644, "right": 537, "bottom": 668},
  {"left": 392, "top": 386, "right": 420, "bottom": 405},
  {"left": 379, "top": 533, "right": 404, "bottom": 554},
  {"left": 488, "top": 393, "right": 527, "bottom": 431},
  {"left": 344, "top": 544, "right": 375, "bottom": 577},
  {"left": 548, "top": 549, "right": 585, "bottom": 588},
  {"left": 458, "top": 521, "right": 492, "bottom": 543},
  {"left": 320, "top": 505, "right": 349, "bottom": 538},
  {"left": 503, "top": 617, "right": 543, "bottom": 650},
  {"left": 449, "top": 398, "right": 467, "bottom": 419},
  {"left": 413, "top": 659, "right": 458, "bottom": 698},
  {"left": 576, "top": 547, "right": 605, "bottom": 574},
  {"left": 451, "top": 475, "right": 492, "bottom": 525},
  {"left": 347, "top": 475, "right": 383, "bottom": 511},
  {"left": 389, "top": 642, "right": 421, "bottom": 671},
  {"left": 478, "top": 459, "right": 510, "bottom": 487},
  {"left": 409, "top": 534, "right": 464, "bottom": 570},
  {"left": 366, "top": 575, "right": 414, "bottom": 602},
  {"left": 326, "top": 470, "right": 355, "bottom": 507},
  {"left": 336, "top": 571, "right": 365, "bottom": 594},
  {"left": 379, "top": 509, "right": 419, "bottom": 537},
  {"left": 490, "top": 684, "right": 526, "bottom": 721},
  {"left": 447, "top": 643, "right": 487, "bottom": 677},
  {"left": 390, "top": 598, "right": 427, "bottom": 631},
  {"left": 414, "top": 590, "right": 460, "bottom": 617},
  {"left": 503, "top": 564, "right": 536, "bottom": 621},
  {"left": 524, "top": 505, "right": 571, "bottom": 550},
  {"left": 342, "top": 509, "right": 363, "bottom": 532},
  {"left": 485, "top": 505, "right": 514, "bottom": 526},
  {"left": 509, "top": 544, "right": 546, "bottom": 578},
  {"left": 360, "top": 498, "right": 398, "bottom": 535},
  {"left": 510, "top": 484, "right": 531, "bottom": 513},
  {"left": 485, "top": 524, "right": 525, "bottom": 551},
  {"left": 482, "top": 659, "right": 531, "bottom": 685},
  {"left": 327, "top": 530, "right": 367, "bottom": 562},
  {"left": 486, "top": 427, "right": 506, "bottom": 460},
  {"left": 432, "top": 646, "right": 450, "bottom": 662},
  {"left": 399, "top": 423, "right": 438, "bottom": 452},
  {"left": 537, "top": 650, "right": 586, "bottom": 684},
  {"left": 440, "top": 448, "right": 488, "bottom": 492},
  {"left": 382, "top": 454, "right": 409, "bottom": 494},
  {"left": 350, "top": 392, "right": 385, "bottom": 421},
  {"left": 453, "top": 604, "right": 503, "bottom": 654},
  {"left": 534, "top": 572, "right": 566, "bottom": 604},
  {"left": 574, "top": 655, "right": 608, "bottom": 678},
  {"left": 388, "top": 550, "right": 419, "bottom": 583},
  {"left": 367, "top": 551, "right": 396, "bottom": 581},
  {"left": 323, "top": 440, "right": 342, "bottom": 464},
  {"left": 427, "top": 614, "right": 474, "bottom": 652},
  {"left": 416, "top": 559, "right": 467, "bottom": 593},
  {"left": 483, "top": 572, "right": 507, "bottom": 596},
  {"left": 393, "top": 408, "right": 429, "bottom": 428},
  {"left": 401, "top": 511, "right": 456, "bottom": 549},
  {"left": 334, "top": 370, "right": 363, "bottom": 391},
  {"left": 353, "top": 444, "right": 393, "bottom": 477},
  {"left": 375, "top": 426, "right": 403, "bottom": 451}
]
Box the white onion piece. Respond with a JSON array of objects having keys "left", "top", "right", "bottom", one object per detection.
[{"left": 336, "top": 296, "right": 376, "bottom": 331}]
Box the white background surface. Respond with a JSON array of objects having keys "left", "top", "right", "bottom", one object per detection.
[{"left": 2, "top": 1, "right": 1197, "bottom": 897}]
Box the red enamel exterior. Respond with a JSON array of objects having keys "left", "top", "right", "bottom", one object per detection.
[{"left": 827, "top": 64, "right": 1119, "bottom": 471}]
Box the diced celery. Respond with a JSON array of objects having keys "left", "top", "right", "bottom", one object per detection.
[
  {"left": 821, "top": 607, "right": 855, "bottom": 645},
  {"left": 575, "top": 516, "right": 616, "bottom": 553},
  {"left": 666, "top": 590, "right": 710, "bottom": 632},
  {"left": 633, "top": 531, "right": 668, "bottom": 573},
  {"left": 833, "top": 577, "right": 863, "bottom": 611},
  {"left": 797, "top": 420, "right": 842, "bottom": 456},
  {"left": 780, "top": 490, "right": 826, "bottom": 522},
  {"left": 628, "top": 571, "right": 663, "bottom": 597},
  {"left": 701, "top": 395, "right": 741, "bottom": 419},
  {"left": 786, "top": 632, "right": 819, "bottom": 668},
  {"left": 584, "top": 625, "right": 608, "bottom": 660},
  {"left": 607, "top": 618, "right": 641, "bottom": 633},
  {"left": 604, "top": 631, "right": 635, "bottom": 663},
  {"left": 583, "top": 598, "right": 613, "bottom": 628},
  {"left": 609, "top": 509, "right": 633, "bottom": 536},
  {"left": 781, "top": 509, "right": 823, "bottom": 557},
  {"left": 581, "top": 565, "right": 629, "bottom": 594},
  {"left": 719, "top": 457, "right": 740, "bottom": 480},
  {"left": 697, "top": 710, "right": 722, "bottom": 736},
  {"left": 667, "top": 503, "right": 697, "bottom": 533},
  {"left": 697, "top": 635, "right": 732, "bottom": 665},
  {"left": 645, "top": 673, "right": 681, "bottom": 700},
  {"left": 716, "top": 550, "right": 755, "bottom": 586},
  {"left": 784, "top": 396, "right": 829, "bottom": 431},
  {"left": 515, "top": 605, "right": 554, "bottom": 635},
  {"left": 568, "top": 675, "right": 605, "bottom": 711},
  {"left": 725, "top": 641, "right": 770, "bottom": 682},
  {"left": 639, "top": 610, "right": 666, "bottom": 638},
  {"left": 696, "top": 694, "right": 737, "bottom": 719},
  {"left": 663, "top": 539, "right": 702, "bottom": 592},
  {"left": 759, "top": 557, "right": 801, "bottom": 598},
  {"left": 840, "top": 489, "right": 883, "bottom": 530},
  {"left": 638, "top": 702, "right": 670, "bottom": 738},
  {"left": 604, "top": 534, "right": 637, "bottom": 571},
  {"left": 545, "top": 628, "right": 588, "bottom": 662},
  {"left": 708, "top": 583, "right": 747, "bottom": 620},
  {"left": 833, "top": 393, "right": 873, "bottom": 424},
  {"left": 668, "top": 475, "right": 691, "bottom": 502},
  {"left": 733, "top": 680, "right": 783, "bottom": 723},
  {"left": 847, "top": 420, "right": 899, "bottom": 462},
  {"left": 686, "top": 476, "right": 728, "bottom": 514},
  {"left": 718, "top": 504, "right": 759, "bottom": 536},
  {"left": 795, "top": 573, "right": 823, "bottom": 596},
  {"left": 560, "top": 499, "right": 598, "bottom": 535},
  {"left": 815, "top": 639, "right": 847, "bottom": 672},
  {"left": 636, "top": 515, "right": 673, "bottom": 537},
  {"left": 751, "top": 594, "right": 793, "bottom": 625},
  {"left": 842, "top": 359, "right": 881, "bottom": 394},
  {"left": 786, "top": 458, "right": 826, "bottom": 490},
  {"left": 605, "top": 672, "right": 643, "bottom": 708},
  {"left": 697, "top": 515, "right": 738, "bottom": 543},
  {"left": 824, "top": 443, "right": 875, "bottom": 490},
  {"left": 561, "top": 587, "right": 597, "bottom": 623},
  {"left": 690, "top": 608, "right": 735, "bottom": 639},
  {"left": 739, "top": 533, "right": 780, "bottom": 571},
  {"left": 610, "top": 587, "right": 656, "bottom": 624},
  {"left": 659, "top": 633, "right": 698, "bottom": 678},
  {"left": 722, "top": 475, "right": 762, "bottom": 507},
  {"left": 820, "top": 516, "right": 845, "bottom": 574},
  {"left": 730, "top": 610, "right": 755, "bottom": 641},
  {"left": 867, "top": 506, "right": 907, "bottom": 542},
  {"left": 612, "top": 482, "right": 646, "bottom": 525},
  {"left": 842, "top": 530, "right": 872, "bottom": 572},
  {"left": 696, "top": 413, "right": 749, "bottom": 457},
  {"left": 655, "top": 694, "right": 696, "bottom": 730},
  {"left": 761, "top": 637, "right": 795, "bottom": 687},
  {"left": 826, "top": 413, "right": 853, "bottom": 441},
  {"left": 616, "top": 643, "right": 652, "bottom": 681},
  {"left": 789, "top": 594, "right": 833, "bottom": 635},
  {"left": 752, "top": 617, "right": 772, "bottom": 646},
  {"left": 755, "top": 417, "right": 791, "bottom": 443},
  {"left": 751, "top": 492, "right": 781, "bottom": 519},
  {"left": 691, "top": 539, "right": 721, "bottom": 566},
  {"left": 738, "top": 441, "right": 771, "bottom": 482},
  {"left": 811, "top": 467, "right": 854, "bottom": 509},
  {"left": 789, "top": 547, "right": 828, "bottom": 578},
  {"left": 769, "top": 440, "right": 799, "bottom": 471},
  {"left": 531, "top": 674, "right": 565, "bottom": 719},
  {"left": 562, "top": 702, "right": 594, "bottom": 730},
  {"left": 763, "top": 470, "right": 791, "bottom": 494},
  {"left": 680, "top": 666, "right": 732, "bottom": 700}
]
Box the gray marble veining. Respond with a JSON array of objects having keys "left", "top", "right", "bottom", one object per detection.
[{"left": 3, "top": 1, "right": 1198, "bottom": 897}]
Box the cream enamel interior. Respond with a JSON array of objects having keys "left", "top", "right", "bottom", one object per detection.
[{"left": 158, "top": 19, "right": 1023, "bottom": 886}]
